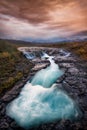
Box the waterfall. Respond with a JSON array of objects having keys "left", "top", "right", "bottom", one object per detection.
[{"left": 6, "top": 51, "right": 82, "bottom": 129}]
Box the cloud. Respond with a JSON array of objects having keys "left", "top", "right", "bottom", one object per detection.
[{"left": 0, "top": 0, "right": 87, "bottom": 42}]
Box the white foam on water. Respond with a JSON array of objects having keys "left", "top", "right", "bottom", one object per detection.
[
  {"left": 6, "top": 52, "right": 82, "bottom": 129},
  {"left": 6, "top": 83, "right": 80, "bottom": 129},
  {"left": 31, "top": 55, "right": 63, "bottom": 88}
]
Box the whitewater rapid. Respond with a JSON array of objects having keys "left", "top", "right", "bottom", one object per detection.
[{"left": 6, "top": 51, "right": 82, "bottom": 129}]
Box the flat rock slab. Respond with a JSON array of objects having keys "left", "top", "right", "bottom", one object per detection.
[{"left": 0, "top": 47, "right": 87, "bottom": 130}]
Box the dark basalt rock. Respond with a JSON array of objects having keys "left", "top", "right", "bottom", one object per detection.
[
  {"left": 10, "top": 121, "right": 19, "bottom": 128},
  {"left": 0, "top": 121, "right": 9, "bottom": 129},
  {"left": 0, "top": 47, "right": 87, "bottom": 130}
]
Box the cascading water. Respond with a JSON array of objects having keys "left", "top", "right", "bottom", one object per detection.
[
  {"left": 6, "top": 51, "right": 82, "bottom": 129},
  {"left": 31, "top": 53, "right": 63, "bottom": 88},
  {"left": 23, "top": 51, "right": 35, "bottom": 60}
]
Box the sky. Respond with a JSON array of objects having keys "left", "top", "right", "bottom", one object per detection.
[{"left": 0, "top": 0, "right": 87, "bottom": 42}]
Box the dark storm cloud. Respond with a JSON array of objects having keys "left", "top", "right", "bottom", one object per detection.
[
  {"left": 0, "top": 0, "right": 50, "bottom": 24},
  {"left": 0, "top": 0, "right": 87, "bottom": 41}
]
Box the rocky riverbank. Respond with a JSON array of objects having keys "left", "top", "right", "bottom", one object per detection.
[{"left": 0, "top": 47, "right": 87, "bottom": 130}]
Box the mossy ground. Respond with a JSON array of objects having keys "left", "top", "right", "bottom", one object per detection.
[{"left": 0, "top": 40, "right": 33, "bottom": 94}]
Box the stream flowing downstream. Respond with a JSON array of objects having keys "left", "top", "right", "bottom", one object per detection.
[{"left": 6, "top": 51, "right": 82, "bottom": 129}]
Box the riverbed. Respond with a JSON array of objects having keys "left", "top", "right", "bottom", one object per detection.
[
  {"left": 6, "top": 48, "right": 82, "bottom": 129},
  {"left": 0, "top": 47, "right": 87, "bottom": 130}
]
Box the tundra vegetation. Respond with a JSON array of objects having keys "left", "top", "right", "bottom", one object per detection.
[{"left": 0, "top": 40, "right": 33, "bottom": 94}]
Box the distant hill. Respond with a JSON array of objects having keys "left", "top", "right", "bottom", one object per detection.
[{"left": 0, "top": 38, "right": 87, "bottom": 46}]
